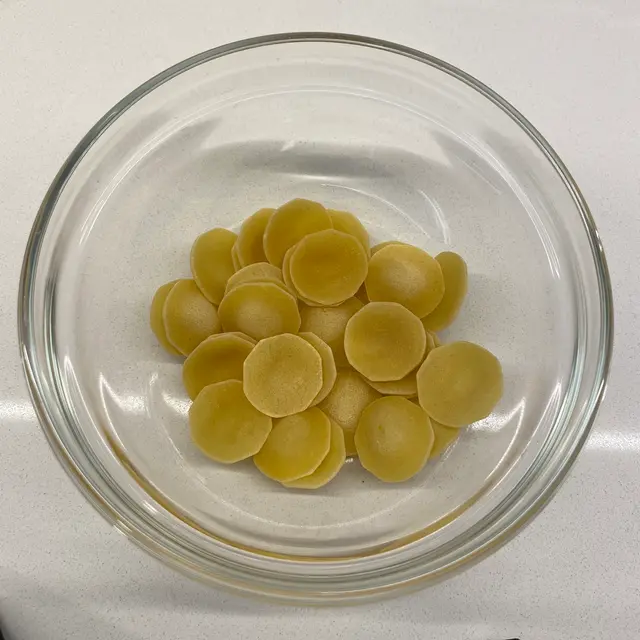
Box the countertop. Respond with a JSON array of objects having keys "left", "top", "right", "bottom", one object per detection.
[{"left": 1, "top": 1, "right": 638, "bottom": 638}]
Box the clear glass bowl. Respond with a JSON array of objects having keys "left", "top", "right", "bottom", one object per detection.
[{"left": 19, "top": 33, "right": 613, "bottom": 603}]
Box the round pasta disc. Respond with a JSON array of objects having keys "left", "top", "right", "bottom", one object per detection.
[
  {"left": 365, "top": 243, "right": 445, "bottom": 317},
  {"left": 190, "top": 228, "right": 238, "bottom": 304},
  {"left": 243, "top": 333, "right": 323, "bottom": 417},
  {"left": 289, "top": 229, "right": 368, "bottom": 305},
  {"left": 299, "top": 297, "right": 363, "bottom": 367},
  {"left": 344, "top": 302, "right": 426, "bottom": 381},
  {"left": 149, "top": 280, "right": 181, "bottom": 355},
  {"left": 225, "top": 262, "right": 285, "bottom": 294},
  {"left": 189, "top": 380, "right": 272, "bottom": 464},
  {"left": 298, "top": 332, "right": 338, "bottom": 405},
  {"left": 283, "top": 244, "right": 341, "bottom": 306},
  {"left": 365, "top": 371, "right": 418, "bottom": 397},
  {"left": 283, "top": 419, "right": 346, "bottom": 489},
  {"left": 421, "top": 251, "right": 468, "bottom": 331},
  {"left": 182, "top": 333, "right": 254, "bottom": 400},
  {"left": 254, "top": 407, "right": 332, "bottom": 482},
  {"left": 355, "top": 396, "right": 434, "bottom": 482},
  {"left": 263, "top": 198, "right": 332, "bottom": 267},
  {"left": 318, "top": 369, "right": 381, "bottom": 457},
  {"left": 328, "top": 209, "right": 370, "bottom": 255},
  {"left": 231, "top": 243, "right": 242, "bottom": 272},
  {"left": 218, "top": 282, "right": 301, "bottom": 341},
  {"left": 416, "top": 341, "right": 503, "bottom": 427},
  {"left": 163, "top": 279, "right": 222, "bottom": 356},
  {"left": 371, "top": 240, "right": 405, "bottom": 255},
  {"left": 429, "top": 419, "right": 461, "bottom": 458},
  {"left": 235, "top": 208, "right": 274, "bottom": 267}
]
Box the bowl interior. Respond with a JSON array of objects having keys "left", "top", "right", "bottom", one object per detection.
[{"left": 39, "top": 39, "right": 588, "bottom": 561}]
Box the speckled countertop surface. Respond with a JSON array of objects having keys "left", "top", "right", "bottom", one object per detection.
[{"left": 1, "top": 1, "right": 638, "bottom": 638}]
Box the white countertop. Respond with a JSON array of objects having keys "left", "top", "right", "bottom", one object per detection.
[{"left": 1, "top": 1, "right": 638, "bottom": 638}]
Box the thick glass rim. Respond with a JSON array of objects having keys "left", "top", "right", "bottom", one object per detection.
[{"left": 18, "top": 32, "right": 614, "bottom": 603}]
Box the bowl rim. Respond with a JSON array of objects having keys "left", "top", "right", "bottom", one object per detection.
[{"left": 18, "top": 31, "right": 614, "bottom": 603}]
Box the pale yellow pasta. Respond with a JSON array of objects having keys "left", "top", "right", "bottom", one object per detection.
[
  {"left": 365, "top": 371, "right": 418, "bottom": 397},
  {"left": 298, "top": 332, "right": 337, "bottom": 405},
  {"left": 283, "top": 419, "right": 346, "bottom": 489},
  {"left": 365, "top": 243, "right": 445, "bottom": 317},
  {"left": 189, "top": 380, "right": 272, "bottom": 463},
  {"left": 421, "top": 252, "right": 468, "bottom": 331},
  {"left": 218, "top": 282, "right": 301, "bottom": 341},
  {"left": 263, "top": 199, "right": 332, "bottom": 267},
  {"left": 417, "top": 341, "right": 503, "bottom": 427},
  {"left": 163, "top": 279, "right": 222, "bottom": 356},
  {"left": 225, "top": 262, "right": 286, "bottom": 295},
  {"left": 355, "top": 396, "right": 434, "bottom": 482},
  {"left": 319, "top": 369, "right": 381, "bottom": 457},
  {"left": 371, "top": 240, "right": 405, "bottom": 255},
  {"left": 243, "top": 333, "right": 323, "bottom": 417},
  {"left": 431, "top": 332, "right": 442, "bottom": 347},
  {"left": 344, "top": 302, "right": 426, "bottom": 381},
  {"left": 429, "top": 419, "right": 461, "bottom": 458},
  {"left": 289, "top": 229, "right": 368, "bottom": 305},
  {"left": 182, "top": 333, "right": 254, "bottom": 400},
  {"left": 328, "top": 209, "right": 370, "bottom": 255},
  {"left": 149, "top": 280, "right": 181, "bottom": 356},
  {"left": 235, "top": 208, "right": 274, "bottom": 267},
  {"left": 254, "top": 407, "right": 331, "bottom": 482},
  {"left": 299, "top": 297, "right": 363, "bottom": 367},
  {"left": 190, "top": 228, "right": 237, "bottom": 304}
]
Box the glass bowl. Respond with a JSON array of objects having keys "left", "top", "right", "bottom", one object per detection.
[{"left": 19, "top": 33, "right": 613, "bottom": 603}]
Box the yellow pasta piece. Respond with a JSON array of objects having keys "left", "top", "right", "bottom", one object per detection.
[
  {"left": 243, "top": 333, "right": 323, "bottom": 417},
  {"left": 365, "top": 371, "right": 418, "bottom": 397},
  {"left": 190, "top": 228, "right": 237, "bottom": 304},
  {"left": 416, "top": 341, "right": 503, "bottom": 427},
  {"left": 218, "top": 282, "right": 301, "bottom": 341},
  {"left": 298, "top": 332, "right": 337, "bottom": 405},
  {"left": 225, "top": 262, "right": 285, "bottom": 295},
  {"left": 254, "top": 407, "right": 331, "bottom": 482},
  {"left": 328, "top": 209, "right": 370, "bottom": 255},
  {"left": 189, "top": 380, "right": 272, "bottom": 464},
  {"left": 344, "top": 302, "right": 426, "bottom": 381},
  {"left": 299, "top": 297, "right": 363, "bottom": 367},
  {"left": 371, "top": 240, "right": 405, "bottom": 255},
  {"left": 231, "top": 243, "right": 242, "bottom": 272},
  {"left": 182, "top": 333, "right": 254, "bottom": 400},
  {"left": 283, "top": 419, "right": 346, "bottom": 489},
  {"left": 429, "top": 420, "right": 461, "bottom": 458},
  {"left": 421, "top": 251, "right": 468, "bottom": 331},
  {"left": 235, "top": 208, "right": 274, "bottom": 267},
  {"left": 365, "top": 243, "right": 445, "bottom": 317},
  {"left": 163, "top": 279, "right": 222, "bottom": 356},
  {"left": 431, "top": 332, "right": 442, "bottom": 347},
  {"left": 319, "top": 369, "right": 381, "bottom": 457},
  {"left": 289, "top": 229, "right": 368, "bottom": 305},
  {"left": 149, "top": 280, "right": 181, "bottom": 356},
  {"left": 262, "top": 198, "right": 332, "bottom": 267},
  {"left": 355, "top": 396, "right": 434, "bottom": 482}
]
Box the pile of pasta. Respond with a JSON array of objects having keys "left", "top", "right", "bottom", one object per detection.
[{"left": 150, "top": 199, "right": 503, "bottom": 487}]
